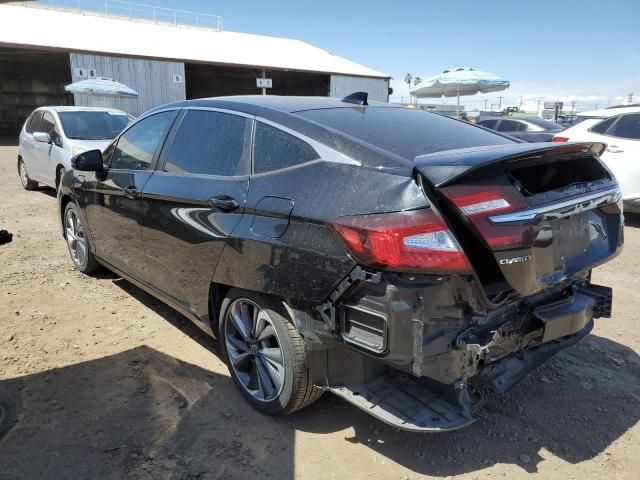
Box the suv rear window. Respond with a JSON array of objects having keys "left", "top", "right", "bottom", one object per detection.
[{"left": 296, "top": 107, "right": 513, "bottom": 160}]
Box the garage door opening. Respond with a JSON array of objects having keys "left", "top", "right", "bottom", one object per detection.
[
  {"left": 185, "top": 63, "right": 330, "bottom": 99},
  {"left": 0, "top": 47, "right": 73, "bottom": 138}
]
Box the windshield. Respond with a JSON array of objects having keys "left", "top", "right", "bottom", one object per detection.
[
  {"left": 296, "top": 107, "right": 514, "bottom": 160},
  {"left": 58, "top": 111, "right": 131, "bottom": 140}
]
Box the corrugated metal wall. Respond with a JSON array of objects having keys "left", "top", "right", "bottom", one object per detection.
[
  {"left": 330, "top": 75, "right": 389, "bottom": 103},
  {"left": 69, "top": 53, "right": 186, "bottom": 117}
]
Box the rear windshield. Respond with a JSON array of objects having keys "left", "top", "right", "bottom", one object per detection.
[
  {"left": 296, "top": 107, "right": 514, "bottom": 160},
  {"left": 59, "top": 111, "right": 130, "bottom": 140}
]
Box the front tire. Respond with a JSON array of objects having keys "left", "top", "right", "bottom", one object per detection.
[
  {"left": 18, "top": 158, "right": 37, "bottom": 190},
  {"left": 220, "top": 289, "right": 322, "bottom": 415},
  {"left": 64, "top": 202, "right": 99, "bottom": 274}
]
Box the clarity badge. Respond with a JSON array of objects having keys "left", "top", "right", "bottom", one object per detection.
[{"left": 499, "top": 255, "right": 532, "bottom": 265}]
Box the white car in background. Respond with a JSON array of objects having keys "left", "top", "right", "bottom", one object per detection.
[
  {"left": 17, "top": 106, "right": 131, "bottom": 191},
  {"left": 553, "top": 107, "right": 640, "bottom": 214}
]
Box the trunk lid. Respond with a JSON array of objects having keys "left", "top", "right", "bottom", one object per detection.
[{"left": 414, "top": 142, "right": 624, "bottom": 297}]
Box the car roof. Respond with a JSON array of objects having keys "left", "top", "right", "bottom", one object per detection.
[
  {"left": 37, "top": 106, "right": 128, "bottom": 114},
  {"left": 576, "top": 106, "right": 640, "bottom": 119},
  {"left": 147, "top": 95, "right": 395, "bottom": 117}
]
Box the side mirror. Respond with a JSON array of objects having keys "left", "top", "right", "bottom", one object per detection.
[
  {"left": 71, "top": 149, "right": 103, "bottom": 171},
  {"left": 33, "top": 131, "right": 51, "bottom": 144}
]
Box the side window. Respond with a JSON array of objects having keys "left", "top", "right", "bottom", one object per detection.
[
  {"left": 478, "top": 120, "right": 497, "bottom": 129},
  {"left": 254, "top": 122, "right": 320, "bottom": 174},
  {"left": 609, "top": 114, "right": 640, "bottom": 140},
  {"left": 590, "top": 117, "right": 616, "bottom": 134},
  {"left": 109, "top": 111, "right": 175, "bottom": 170},
  {"left": 497, "top": 120, "right": 525, "bottom": 132},
  {"left": 26, "top": 111, "right": 41, "bottom": 133},
  {"left": 164, "top": 110, "right": 249, "bottom": 176},
  {"left": 41, "top": 112, "right": 63, "bottom": 147}
]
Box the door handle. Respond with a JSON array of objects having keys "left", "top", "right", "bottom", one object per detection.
[
  {"left": 208, "top": 195, "right": 240, "bottom": 212},
  {"left": 123, "top": 186, "right": 140, "bottom": 199},
  {"left": 606, "top": 145, "right": 624, "bottom": 153}
]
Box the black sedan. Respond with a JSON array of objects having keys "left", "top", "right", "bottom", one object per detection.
[
  {"left": 477, "top": 116, "right": 565, "bottom": 142},
  {"left": 58, "top": 95, "right": 621, "bottom": 431}
]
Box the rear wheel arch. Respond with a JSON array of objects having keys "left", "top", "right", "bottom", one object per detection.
[{"left": 59, "top": 194, "right": 73, "bottom": 234}]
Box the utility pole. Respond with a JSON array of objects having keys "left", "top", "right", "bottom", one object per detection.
[
  {"left": 629, "top": 92, "right": 635, "bottom": 103},
  {"left": 595, "top": 103, "right": 598, "bottom": 110},
  {"left": 519, "top": 96, "right": 523, "bottom": 110},
  {"left": 483, "top": 99, "right": 488, "bottom": 111},
  {"left": 536, "top": 99, "right": 541, "bottom": 115},
  {"left": 498, "top": 96, "right": 503, "bottom": 111},
  {"left": 571, "top": 101, "right": 576, "bottom": 114}
]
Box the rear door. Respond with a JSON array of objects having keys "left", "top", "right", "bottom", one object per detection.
[
  {"left": 20, "top": 111, "right": 43, "bottom": 178},
  {"left": 141, "top": 108, "right": 252, "bottom": 320},
  {"left": 82, "top": 110, "right": 178, "bottom": 282}
]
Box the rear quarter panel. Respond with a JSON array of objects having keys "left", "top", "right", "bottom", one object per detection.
[{"left": 213, "top": 161, "right": 429, "bottom": 303}]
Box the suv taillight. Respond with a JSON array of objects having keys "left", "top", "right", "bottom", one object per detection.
[
  {"left": 552, "top": 136, "right": 569, "bottom": 142},
  {"left": 329, "top": 209, "right": 471, "bottom": 274},
  {"left": 442, "top": 185, "right": 531, "bottom": 249}
]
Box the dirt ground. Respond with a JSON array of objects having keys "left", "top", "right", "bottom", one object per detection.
[{"left": 0, "top": 144, "right": 639, "bottom": 480}]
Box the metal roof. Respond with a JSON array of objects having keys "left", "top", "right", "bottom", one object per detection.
[{"left": 0, "top": 3, "right": 389, "bottom": 79}]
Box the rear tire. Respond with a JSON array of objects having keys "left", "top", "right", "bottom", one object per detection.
[
  {"left": 18, "top": 158, "right": 37, "bottom": 191},
  {"left": 219, "top": 288, "right": 323, "bottom": 415},
  {"left": 63, "top": 202, "right": 100, "bottom": 274}
]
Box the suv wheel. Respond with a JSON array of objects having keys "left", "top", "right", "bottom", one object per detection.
[
  {"left": 220, "top": 289, "right": 323, "bottom": 415},
  {"left": 64, "top": 202, "right": 99, "bottom": 274},
  {"left": 18, "top": 159, "right": 37, "bottom": 190}
]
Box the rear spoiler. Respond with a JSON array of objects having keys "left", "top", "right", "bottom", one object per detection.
[{"left": 413, "top": 142, "right": 607, "bottom": 187}]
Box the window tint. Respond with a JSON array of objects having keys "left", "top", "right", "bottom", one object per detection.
[
  {"left": 109, "top": 111, "right": 175, "bottom": 170},
  {"left": 610, "top": 114, "right": 640, "bottom": 140},
  {"left": 254, "top": 122, "right": 320, "bottom": 173},
  {"left": 590, "top": 117, "right": 616, "bottom": 134},
  {"left": 26, "top": 111, "right": 42, "bottom": 133},
  {"left": 478, "top": 119, "right": 497, "bottom": 129},
  {"left": 497, "top": 120, "right": 526, "bottom": 132},
  {"left": 164, "top": 110, "right": 249, "bottom": 176},
  {"left": 297, "top": 108, "right": 513, "bottom": 161},
  {"left": 41, "top": 112, "right": 63, "bottom": 147}
]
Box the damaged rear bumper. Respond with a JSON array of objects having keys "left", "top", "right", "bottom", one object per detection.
[{"left": 306, "top": 272, "right": 611, "bottom": 432}]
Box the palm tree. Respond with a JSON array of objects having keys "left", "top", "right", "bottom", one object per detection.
[
  {"left": 404, "top": 73, "right": 413, "bottom": 104},
  {"left": 413, "top": 76, "right": 422, "bottom": 86}
]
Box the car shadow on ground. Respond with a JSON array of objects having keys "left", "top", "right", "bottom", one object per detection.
[
  {"left": 625, "top": 213, "right": 640, "bottom": 228},
  {"left": 3, "top": 276, "right": 637, "bottom": 478}
]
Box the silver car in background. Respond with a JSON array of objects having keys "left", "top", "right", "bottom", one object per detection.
[{"left": 17, "top": 106, "right": 131, "bottom": 191}]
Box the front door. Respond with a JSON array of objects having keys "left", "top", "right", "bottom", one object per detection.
[
  {"left": 83, "top": 110, "right": 178, "bottom": 282},
  {"left": 141, "top": 109, "right": 252, "bottom": 320}
]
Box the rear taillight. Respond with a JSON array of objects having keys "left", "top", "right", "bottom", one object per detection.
[
  {"left": 329, "top": 209, "right": 471, "bottom": 274},
  {"left": 552, "top": 136, "right": 569, "bottom": 142},
  {"left": 442, "top": 185, "right": 532, "bottom": 248}
]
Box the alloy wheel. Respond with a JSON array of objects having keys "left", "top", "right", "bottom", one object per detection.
[
  {"left": 65, "top": 208, "right": 87, "bottom": 267},
  {"left": 224, "top": 299, "right": 286, "bottom": 402}
]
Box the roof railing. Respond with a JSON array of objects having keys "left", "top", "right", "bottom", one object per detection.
[{"left": 15, "top": 0, "right": 223, "bottom": 31}]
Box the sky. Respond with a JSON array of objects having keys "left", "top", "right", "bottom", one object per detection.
[{"left": 45, "top": 0, "right": 640, "bottom": 112}]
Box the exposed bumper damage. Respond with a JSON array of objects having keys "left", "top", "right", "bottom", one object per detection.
[{"left": 303, "top": 270, "right": 612, "bottom": 432}]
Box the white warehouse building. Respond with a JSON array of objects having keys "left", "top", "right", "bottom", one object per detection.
[{"left": 0, "top": 2, "right": 390, "bottom": 135}]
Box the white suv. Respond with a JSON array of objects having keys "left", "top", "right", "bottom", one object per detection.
[
  {"left": 17, "top": 106, "right": 131, "bottom": 191},
  {"left": 553, "top": 107, "right": 640, "bottom": 214}
]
